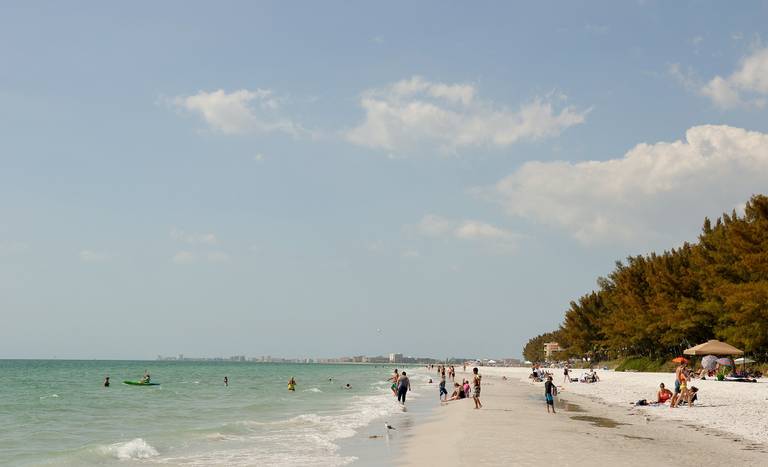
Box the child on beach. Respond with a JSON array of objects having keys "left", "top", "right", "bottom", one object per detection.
[
  {"left": 439, "top": 373, "right": 448, "bottom": 400},
  {"left": 545, "top": 376, "right": 557, "bottom": 413}
]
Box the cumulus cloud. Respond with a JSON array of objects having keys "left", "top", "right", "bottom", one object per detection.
[
  {"left": 80, "top": 250, "right": 117, "bottom": 262},
  {"left": 172, "top": 250, "right": 197, "bottom": 264},
  {"left": 482, "top": 125, "right": 768, "bottom": 245},
  {"left": 345, "top": 76, "right": 588, "bottom": 154},
  {"left": 415, "top": 215, "right": 519, "bottom": 251},
  {"left": 171, "top": 89, "right": 301, "bottom": 135},
  {"left": 681, "top": 47, "right": 768, "bottom": 109},
  {"left": 170, "top": 228, "right": 218, "bottom": 245}
]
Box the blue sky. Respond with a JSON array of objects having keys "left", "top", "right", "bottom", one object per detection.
[{"left": 2, "top": 1, "right": 768, "bottom": 359}]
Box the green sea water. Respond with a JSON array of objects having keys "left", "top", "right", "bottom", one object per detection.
[{"left": 0, "top": 360, "right": 426, "bottom": 466}]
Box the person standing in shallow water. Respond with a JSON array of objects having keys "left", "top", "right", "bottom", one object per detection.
[
  {"left": 224, "top": 376, "right": 228, "bottom": 387},
  {"left": 397, "top": 371, "right": 411, "bottom": 404},
  {"left": 472, "top": 367, "right": 482, "bottom": 409},
  {"left": 103, "top": 376, "right": 110, "bottom": 387}
]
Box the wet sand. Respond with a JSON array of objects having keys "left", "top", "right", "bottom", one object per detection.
[{"left": 400, "top": 372, "right": 767, "bottom": 466}]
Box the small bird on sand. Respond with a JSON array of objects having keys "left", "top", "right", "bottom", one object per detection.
[{"left": 385, "top": 423, "right": 396, "bottom": 431}]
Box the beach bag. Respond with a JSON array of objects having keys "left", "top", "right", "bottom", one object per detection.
[{"left": 551, "top": 385, "right": 558, "bottom": 397}]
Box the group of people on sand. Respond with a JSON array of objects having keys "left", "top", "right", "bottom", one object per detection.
[
  {"left": 436, "top": 366, "right": 482, "bottom": 409},
  {"left": 633, "top": 362, "right": 700, "bottom": 408},
  {"left": 670, "top": 362, "right": 698, "bottom": 408}
]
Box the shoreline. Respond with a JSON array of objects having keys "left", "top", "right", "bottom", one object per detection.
[
  {"left": 339, "top": 368, "right": 440, "bottom": 466},
  {"left": 398, "top": 369, "right": 767, "bottom": 466}
]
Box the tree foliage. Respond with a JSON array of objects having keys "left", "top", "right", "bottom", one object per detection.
[{"left": 525, "top": 194, "right": 768, "bottom": 362}]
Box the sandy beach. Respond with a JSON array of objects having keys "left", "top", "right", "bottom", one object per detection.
[{"left": 400, "top": 368, "right": 767, "bottom": 467}]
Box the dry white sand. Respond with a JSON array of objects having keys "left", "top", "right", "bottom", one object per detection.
[
  {"left": 501, "top": 366, "right": 768, "bottom": 444},
  {"left": 399, "top": 369, "right": 767, "bottom": 466}
]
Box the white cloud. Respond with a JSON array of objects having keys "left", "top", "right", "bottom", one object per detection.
[
  {"left": 172, "top": 89, "right": 301, "bottom": 135},
  {"left": 401, "top": 249, "right": 420, "bottom": 259},
  {"left": 482, "top": 125, "right": 768, "bottom": 245},
  {"left": 206, "top": 251, "right": 230, "bottom": 263},
  {"left": 416, "top": 214, "right": 454, "bottom": 237},
  {"left": 454, "top": 221, "right": 512, "bottom": 240},
  {"left": 80, "top": 250, "right": 117, "bottom": 262},
  {"left": 414, "top": 215, "right": 518, "bottom": 251},
  {"left": 698, "top": 47, "right": 768, "bottom": 108},
  {"left": 172, "top": 251, "right": 197, "bottom": 264},
  {"left": 170, "top": 228, "right": 218, "bottom": 245},
  {"left": 345, "top": 76, "right": 588, "bottom": 154}
]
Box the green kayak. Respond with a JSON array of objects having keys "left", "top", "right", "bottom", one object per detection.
[{"left": 123, "top": 380, "right": 160, "bottom": 386}]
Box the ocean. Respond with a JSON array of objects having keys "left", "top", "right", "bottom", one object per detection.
[{"left": 0, "top": 360, "right": 429, "bottom": 466}]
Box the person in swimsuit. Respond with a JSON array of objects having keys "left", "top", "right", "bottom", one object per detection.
[
  {"left": 670, "top": 363, "right": 686, "bottom": 407},
  {"left": 657, "top": 382, "right": 672, "bottom": 403},
  {"left": 389, "top": 369, "right": 400, "bottom": 396},
  {"left": 103, "top": 376, "right": 110, "bottom": 387},
  {"left": 224, "top": 376, "right": 229, "bottom": 387},
  {"left": 563, "top": 366, "right": 570, "bottom": 384},
  {"left": 472, "top": 367, "right": 482, "bottom": 409},
  {"left": 288, "top": 377, "right": 296, "bottom": 391},
  {"left": 544, "top": 376, "right": 557, "bottom": 413}
]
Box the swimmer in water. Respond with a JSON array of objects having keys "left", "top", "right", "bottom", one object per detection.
[
  {"left": 103, "top": 376, "right": 110, "bottom": 387},
  {"left": 224, "top": 376, "right": 229, "bottom": 387}
]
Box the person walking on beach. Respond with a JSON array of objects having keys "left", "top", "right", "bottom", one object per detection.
[
  {"left": 472, "top": 367, "right": 482, "bottom": 409},
  {"left": 439, "top": 372, "right": 448, "bottom": 401},
  {"left": 545, "top": 376, "right": 557, "bottom": 413},
  {"left": 397, "top": 371, "right": 411, "bottom": 405},
  {"left": 563, "top": 366, "right": 570, "bottom": 384}
]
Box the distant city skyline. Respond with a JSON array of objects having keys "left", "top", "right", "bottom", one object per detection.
[{"left": 2, "top": 2, "right": 768, "bottom": 359}]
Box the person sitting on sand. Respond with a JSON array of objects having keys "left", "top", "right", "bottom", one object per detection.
[
  {"left": 679, "top": 386, "right": 699, "bottom": 407},
  {"left": 445, "top": 382, "right": 464, "bottom": 401},
  {"left": 657, "top": 383, "right": 672, "bottom": 404}
]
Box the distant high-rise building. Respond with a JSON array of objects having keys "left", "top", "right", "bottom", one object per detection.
[{"left": 389, "top": 353, "right": 403, "bottom": 363}]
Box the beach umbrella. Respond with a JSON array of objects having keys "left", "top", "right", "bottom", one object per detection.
[
  {"left": 734, "top": 357, "right": 755, "bottom": 364},
  {"left": 671, "top": 356, "right": 689, "bottom": 363},
  {"left": 701, "top": 355, "right": 718, "bottom": 371},
  {"left": 716, "top": 357, "right": 734, "bottom": 366},
  {"left": 683, "top": 339, "right": 744, "bottom": 356}
]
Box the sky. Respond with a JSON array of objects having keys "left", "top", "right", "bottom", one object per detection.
[{"left": 1, "top": 1, "right": 768, "bottom": 360}]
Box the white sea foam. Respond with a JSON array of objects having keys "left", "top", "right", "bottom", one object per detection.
[
  {"left": 101, "top": 438, "right": 159, "bottom": 460},
  {"left": 162, "top": 370, "right": 427, "bottom": 466},
  {"left": 304, "top": 387, "right": 322, "bottom": 393}
]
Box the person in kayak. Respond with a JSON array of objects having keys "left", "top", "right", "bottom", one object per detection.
[{"left": 141, "top": 371, "right": 151, "bottom": 384}]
